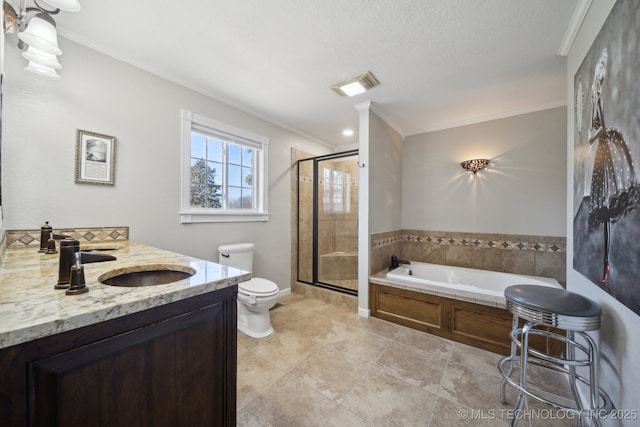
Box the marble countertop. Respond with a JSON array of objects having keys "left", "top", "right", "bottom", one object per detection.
[{"left": 0, "top": 242, "right": 250, "bottom": 349}]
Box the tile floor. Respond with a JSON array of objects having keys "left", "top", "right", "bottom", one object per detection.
[{"left": 237, "top": 294, "right": 576, "bottom": 426}]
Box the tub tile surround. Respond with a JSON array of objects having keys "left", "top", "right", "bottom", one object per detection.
[
  {"left": 372, "top": 230, "right": 566, "bottom": 285},
  {"left": 370, "top": 230, "right": 404, "bottom": 277}
]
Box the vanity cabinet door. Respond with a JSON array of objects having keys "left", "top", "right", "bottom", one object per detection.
[{"left": 29, "top": 301, "right": 235, "bottom": 427}]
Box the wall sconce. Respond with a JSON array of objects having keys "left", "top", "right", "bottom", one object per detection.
[
  {"left": 460, "top": 159, "right": 489, "bottom": 174},
  {"left": 3, "top": 0, "right": 81, "bottom": 80}
]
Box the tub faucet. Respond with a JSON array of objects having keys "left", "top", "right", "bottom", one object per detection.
[{"left": 389, "top": 255, "right": 410, "bottom": 271}]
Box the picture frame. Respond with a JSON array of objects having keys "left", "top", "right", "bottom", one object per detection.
[
  {"left": 75, "top": 129, "right": 116, "bottom": 185},
  {"left": 572, "top": 0, "right": 640, "bottom": 315}
]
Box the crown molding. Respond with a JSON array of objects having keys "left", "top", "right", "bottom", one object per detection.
[{"left": 557, "top": 0, "right": 593, "bottom": 56}]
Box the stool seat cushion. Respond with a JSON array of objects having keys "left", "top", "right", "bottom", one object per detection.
[{"left": 505, "top": 285, "right": 601, "bottom": 318}]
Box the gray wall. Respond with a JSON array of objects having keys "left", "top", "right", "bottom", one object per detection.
[
  {"left": 566, "top": 0, "right": 640, "bottom": 414},
  {"left": 2, "top": 37, "right": 329, "bottom": 290},
  {"left": 402, "top": 107, "right": 567, "bottom": 236},
  {"left": 369, "top": 110, "right": 403, "bottom": 234}
]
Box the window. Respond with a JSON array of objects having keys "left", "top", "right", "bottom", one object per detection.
[
  {"left": 322, "top": 167, "right": 351, "bottom": 214},
  {"left": 180, "top": 109, "right": 269, "bottom": 223}
]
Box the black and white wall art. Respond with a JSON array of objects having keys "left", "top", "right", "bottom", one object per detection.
[{"left": 573, "top": 0, "right": 640, "bottom": 315}]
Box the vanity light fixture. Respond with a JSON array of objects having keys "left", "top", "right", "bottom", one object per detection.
[
  {"left": 342, "top": 129, "right": 354, "bottom": 137},
  {"left": 330, "top": 71, "right": 380, "bottom": 97},
  {"left": 460, "top": 159, "right": 489, "bottom": 174},
  {"left": 3, "top": 0, "right": 81, "bottom": 80}
]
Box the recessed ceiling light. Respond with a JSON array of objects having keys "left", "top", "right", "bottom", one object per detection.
[
  {"left": 342, "top": 129, "right": 355, "bottom": 137},
  {"left": 330, "top": 71, "right": 380, "bottom": 97}
]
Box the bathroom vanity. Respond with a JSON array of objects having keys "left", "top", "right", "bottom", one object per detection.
[{"left": 0, "top": 242, "right": 250, "bottom": 426}]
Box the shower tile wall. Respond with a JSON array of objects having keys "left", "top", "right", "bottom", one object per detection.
[
  {"left": 318, "top": 159, "right": 359, "bottom": 253},
  {"left": 371, "top": 230, "right": 566, "bottom": 285},
  {"left": 317, "top": 158, "right": 358, "bottom": 282}
]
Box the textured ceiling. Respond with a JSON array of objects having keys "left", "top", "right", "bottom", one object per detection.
[{"left": 53, "top": 0, "right": 581, "bottom": 147}]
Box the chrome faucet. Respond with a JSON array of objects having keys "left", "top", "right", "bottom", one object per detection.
[{"left": 389, "top": 255, "right": 410, "bottom": 271}]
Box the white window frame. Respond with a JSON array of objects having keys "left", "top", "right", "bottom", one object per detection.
[{"left": 180, "top": 109, "right": 269, "bottom": 223}]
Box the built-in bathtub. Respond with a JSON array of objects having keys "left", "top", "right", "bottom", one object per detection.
[
  {"left": 386, "top": 262, "right": 561, "bottom": 299},
  {"left": 369, "top": 261, "right": 563, "bottom": 355}
]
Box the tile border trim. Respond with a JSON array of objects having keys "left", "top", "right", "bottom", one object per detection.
[
  {"left": 5, "top": 226, "right": 130, "bottom": 249},
  {"left": 372, "top": 231, "right": 565, "bottom": 253}
]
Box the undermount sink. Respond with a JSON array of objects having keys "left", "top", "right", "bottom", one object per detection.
[{"left": 99, "top": 265, "right": 196, "bottom": 287}]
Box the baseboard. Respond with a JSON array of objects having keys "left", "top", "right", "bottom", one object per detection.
[
  {"left": 279, "top": 288, "right": 292, "bottom": 298},
  {"left": 358, "top": 307, "right": 370, "bottom": 318}
]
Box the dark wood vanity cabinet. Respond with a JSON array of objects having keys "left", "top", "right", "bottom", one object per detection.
[{"left": 0, "top": 286, "right": 237, "bottom": 426}]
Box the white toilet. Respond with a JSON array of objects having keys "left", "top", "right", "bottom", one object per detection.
[{"left": 217, "top": 243, "right": 279, "bottom": 338}]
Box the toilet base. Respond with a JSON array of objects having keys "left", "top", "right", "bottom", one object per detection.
[
  {"left": 238, "top": 323, "right": 273, "bottom": 339},
  {"left": 237, "top": 297, "right": 276, "bottom": 339}
]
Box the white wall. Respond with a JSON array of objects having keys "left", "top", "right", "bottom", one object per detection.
[
  {"left": 566, "top": 0, "right": 640, "bottom": 420},
  {"left": 357, "top": 105, "right": 370, "bottom": 315},
  {"left": 402, "top": 107, "right": 567, "bottom": 236},
  {"left": 2, "top": 38, "right": 329, "bottom": 290},
  {"left": 357, "top": 105, "right": 403, "bottom": 315}
]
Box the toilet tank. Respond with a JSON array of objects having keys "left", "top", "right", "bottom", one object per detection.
[{"left": 218, "top": 243, "right": 254, "bottom": 273}]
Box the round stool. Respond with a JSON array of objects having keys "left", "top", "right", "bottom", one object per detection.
[{"left": 498, "top": 285, "right": 613, "bottom": 427}]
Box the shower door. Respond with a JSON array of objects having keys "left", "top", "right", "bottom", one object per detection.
[{"left": 297, "top": 150, "right": 359, "bottom": 295}]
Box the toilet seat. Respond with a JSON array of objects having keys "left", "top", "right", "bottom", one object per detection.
[{"left": 239, "top": 278, "right": 279, "bottom": 296}]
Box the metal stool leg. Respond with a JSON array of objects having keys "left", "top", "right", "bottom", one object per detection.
[
  {"left": 583, "top": 332, "right": 602, "bottom": 427},
  {"left": 501, "top": 315, "right": 520, "bottom": 404},
  {"left": 567, "top": 331, "right": 585, "bottom": 427},
  {"left": 511, "top": 321, "right": 534, "bottom": 427}
]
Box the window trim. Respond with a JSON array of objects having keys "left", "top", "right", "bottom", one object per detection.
[{"left": 180, "top": 109, "right": 269, "bottom": 223}]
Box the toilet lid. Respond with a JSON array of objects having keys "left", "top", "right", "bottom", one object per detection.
[{"left": 239, "top": 278, "right": 279, "bottom": 295}]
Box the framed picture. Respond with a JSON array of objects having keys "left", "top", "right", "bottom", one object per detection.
[
  {"left": 572, "top": 0, "right": 640, "bottom": 315},
  {"left": 75, "top": 129, "right": 116, "bottom": 185}
]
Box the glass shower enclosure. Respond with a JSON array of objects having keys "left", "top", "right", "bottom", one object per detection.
[{"left": 297, "top": 150, "right": 359, "bottom": 295}]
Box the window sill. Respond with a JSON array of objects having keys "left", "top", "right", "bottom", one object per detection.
[{"left": 180, "top": 211, "right": 270, "bottom": 223}]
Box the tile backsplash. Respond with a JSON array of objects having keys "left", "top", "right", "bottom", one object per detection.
[
  {"left": 5, "top": 226, "right": 129, "bottom": 249},
  {"left": 371, "top": 229, "right": 566, "bottom": 285}
]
